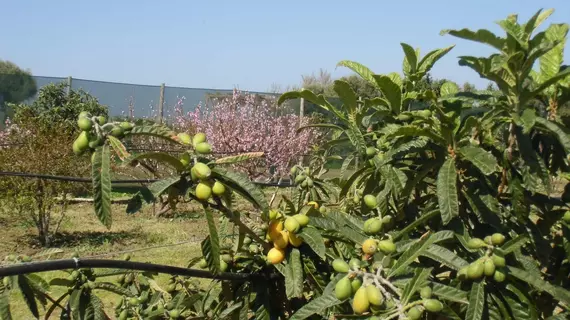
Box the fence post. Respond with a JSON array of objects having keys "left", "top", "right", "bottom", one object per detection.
[
  {"left": 66, "top": 76, "right": 73, "bottom": 96},
  {"left": 158, "top": 83, "right": 165, "bottom": 124}
]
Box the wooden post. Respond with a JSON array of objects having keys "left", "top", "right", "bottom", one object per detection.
[
  {"left": 66, "top": 76, "right": 72, "bottom": 96},
  {"left": 158, "top": 83, "right": 165, "bottom": 124}
]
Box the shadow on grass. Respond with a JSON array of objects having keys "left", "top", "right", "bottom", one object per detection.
[{"left": 22, "top": 230, "right": 142, "bottom": 248}]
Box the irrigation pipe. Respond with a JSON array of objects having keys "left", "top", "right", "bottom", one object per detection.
[{"left": 0, "top": 258, "right": 279, "bottom": 281}]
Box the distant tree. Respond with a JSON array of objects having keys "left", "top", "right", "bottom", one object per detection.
[
  {"left": 340, "top": 74, "right": 381, "bottom": 99},
  {"left": 462, "top": 82, "right": 477, "bottom": 92},
  {"left": 0, "top": 60, "right": 37, "bottom": 105}
]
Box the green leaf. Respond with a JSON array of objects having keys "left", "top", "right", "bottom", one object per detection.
[
  {"left": 123, "top": 152, "right": 185, "bottom": 171},
  {"left": 401, "top": 43, "right": 418, "bottom": 75},
  {"left": 440, "top": 81, "right": 460, "bottom": 96},
  {"left": 421, "top": 244, "right": 469, "bottom": 270},
  {"left": 90, "top": 293, "right": 106, "bottom": 320},
  {"left": 431, "top": 282, "right": 469, "bottom": 304},
  {"left": 297, "top": 228, "right": 326, "bottom": 260},
  {"left": 336, "top": 60, "right": 376, "bottom": 85},
  {"left": 129, "top": 124, "right": 178, "bottom": 142},
  {"left": 402, "top": 268, "right": 432, "bottom": 304},
  {"left": 201, "top": 235, "right": 221, "bottom": 275},
  {"left": 373, "top": 75, "right": 402, "bottom": 114},
  {"left": 340, "top": 154, "right": 355, "bottom": 181},
  {"left": 458, "top": 145, "right": 499, "bottom": 175},
  {"left": 389, "top": 234, "right": 436, "bottom": 278},
  {"left": 303, "top": 257, "right": 327, "bottom": 293},
  {"left": 441, "top": 28, "right": 504, "bottom": 50},
  {"left": 525, "top": 9, "right": 554, "bottom": 40},
  {"left": 388, "top": 125, "right": 447, "bottom": 145},
  {"left": 17, "top": 275, "right": 39, "bottom": 319},
  {"left": 501, "top": 234, "right": 529, "bottom": 254},
  {"left": 278, "top": 89, "right": 344, "bottom": 120},
  {"left": 417, "top": 45, "right": 455, "bottom": 74},
  {"left": 203, "top": 206, "right": 221, "bottom": 274},
  {"left": 437, "top": 158, "right": 458, "bottom": 225},
  {"left": 535, "top": 117, "right": 570, "bottom": 153},
  {"left": 285, "top": 248, "right": 303, "bottom": 299},
  {"left": 529, "top": 68, "right": 570, "bottom": 99},
  {"left": 465, "top": 281, "right": 485, "bottom": 320},
  {"left": 107, "top": 135, "right": 131, "bottom": 161},
  {"left": 148, "top": 176, "right": 180, "bottom": 198},
  {"left": 345, "top": 121, "right": 366, "bottom": 154},
  {"left": 508, "top": 266, "right": 570, "bottom": 304},
  {"left": 212, "top": 167, "right": 269, "bottom": 219},
  {"left": 296, "top": 123, "right": 344, "bottom": 133},
  {"left": 333, "top": 80, "right": 358, "bottom": 114},
  {"left": 92, "top": 145, "right": 112, "bottom": 228},
  {"left": 290, "top": 275, "right": 344, "bottom": 320},
  {"left": 393, "top": 209, "right": 439, "bottom": 240},
  {"left": 0, "top": 287, "right": 11, "bottom": 320},
  {"left": 519, "top": 109, "right": 537, "bottom": 134},
  {"left": 537, "top": 23, "right": 568, "bottom": 81},
  {"left": 92, "top": 282, "right": 134, "bottom": 297}
]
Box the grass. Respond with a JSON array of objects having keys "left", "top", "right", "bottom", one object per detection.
[{"left": 0, "top": 190, "right": 271, "bottom": 319}]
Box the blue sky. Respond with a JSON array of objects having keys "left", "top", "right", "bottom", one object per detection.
[{"left": 2, "top": 0, "right": 569, "bottom": 92}]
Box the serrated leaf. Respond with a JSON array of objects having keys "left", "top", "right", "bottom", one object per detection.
[
  {"left": 389, "top": 234, "right": 436, "bottom": 278},
  {"left": 203, "top": 206, "right": 221, "bottom": 274},
  {"left": 212, "top": 167, "right": 269, "bottom": 219},
  {"left": 129, "top": 125, "right": 178, "bottom": 142},
  {"left": 402, "top": 268, "right": 432, "bottom": 304},
  {"left": 92, "top": 145, "right": 112, "bottom": 228},
  {"left": 440, "top": 81, "right": 460, "bottom": 96},
  {"left": 466, "top": 281, "right": 485, "bottom": 320},
  {"left": 17, "top": 275, "right": 39, "bottom": 318},
  {"left": 401, "top": 43, "right": 418, "bottom": 75},
  {"left": 278, "top": 89, "right": 344, "bottom": 120},
  {"left": 393, "top": 209, "right": 439, "bottom": 240},
  {"left": 285, "top": 248, "right": 303, "bottom": 299},
  {"left": 333, "top": 80, "right": 358, "bottom": 115},
  {"left": 437, "top": 158, "right": 458, "bottom": 225},
  {"left": 535, "top": 117, "right": 570, "bottom": 153},
  {"left": 519, "top": 109, "right": 537, "bottom": 134},
  {"left": 508, "top": 266, "right": 570, "bottom": 304},
  {"left": 388, "top": 125, "right": 447, "bottom": 145},
  {"left": 297, "top": 228, "right": 326, "bottom": 260},
  {"left": 290, "top": 275, "right": 344, "bottom": 320},
  {"left": 90, "top": 294, "right": 106, "bottom": 320},
  {"left": 458, "top": 145, "right": 499, "bottom": 175},
  {"left": 417, "top": 45, "right": 455, "bottom": 74},
  {"left": 201, "top": 235, "right": 221, "bottom": 275},
  {"left": 501, "top": 234, "right": 529, "bottom": 254},
  {"left": 441, "top": 28, "right": 504, "bottom": 50},
  {"left": 214, "top": 152, "right": 264, "bottom": 164},
  {"left": 421, "top": 244, "right": 469, "bottom": 270},
  {"left": 431, "top": 282, "right": 469, "bottom": 304},
  {"left": 340, "top": 154, "right": 355, "bottom": 181},
  {"left": 123, "top": 152, "right": 185, "bottom": 171},
  {"left": 32, "top": 248, "right": 64, "bottom": 259},
  {"left": 373, "top": 75, "right": 402, "bottom": 114},
  {"left": 505, "top": 284, "right": 537, "bottom": 320},
  {"left": 147, "top": 176, "right": 180, "bottom": 198},
  {"left": 336, "top": 60, "right": 376, "bottom": 85},
  {"left": 0, "top": 291, "right": 11, "bottom": 320},
  {"left": 107, "top": 135, "right": 130, "bottom": 161}
]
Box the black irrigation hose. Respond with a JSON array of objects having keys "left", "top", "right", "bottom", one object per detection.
[
  {"left": 0, "top": 259, "right": 279, "bottom": 281},
  {"left": 0, "top": 171, "right": 295, "bottom": 187}
]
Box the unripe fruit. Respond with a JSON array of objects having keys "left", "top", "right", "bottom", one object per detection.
[
  {"left": 288, "top": 232, "right": 303, "bottom": 247},
  {"left": 177, "top": 132, "right": 192, "bottom": 145},
  {"left": 493, "top": 269, "right": 506, "bottom": 282},
  {"left": 220, "top": 260, "right": 228, "bottom": 272},
  {"left": 381, "top": 215, "right": 393, "bottom": 227},
  {"left": 484, "top": 236, "right": 492, "bottom": 244},
  {"left": 491, "top": 254, "right": 506, "bottom": 267},
  {"left": 304, "top": 167, "right": 310, "bottom": 175},
  {"left": 364, "top": 218, "right": 382, "bottom": 234},
  {"left": 484, "top": 259, "right": 496, "bottom": 276},
  {"left": 467, "top": 238, "right": 488, "bottom": 249},
  {"left": 120, "top": 122, "right": 133, "bottom": 131},
  {"left": 88, "top": 136, "right": 102, "bottom": 149},
  {"left": 424, "top": 299, "right": 443, "bottom": 312},
  {"left": 353, "top": 195, "right": 360, "bottom": 203},
  {"left": 129, "top": 297, "right": 140, "bottom": 306},
  {"left": 169, "top": 309, "right": 180, "bottom": 319},
  {"left": 363, "top": 194, "right": 377, "bottom": 209},
  {"left": 301, "top": 180, "right": 308, "bottom": 188},
  {"left": 397, "top": 114, "right": 411, "bottom": 121},
  {"left": 491, "top": 233, "right": 505, "bottom": 246},
  {"left": 467, "top": 261, "right": 485, "bottom": 280},
  {"left": 306, "top": 178, "right": 314, "bottom": 187},
  {"left": 192, "top": 163, "right": 211, "bottom": 179},
  {"left": 319, "top": 206, "right": 327, "bottom": 214},
  {"left": 243, "top": 237, "right": 252, "bottom": 245},
  {"left": 77, "top": 117, "right": 92, "bottom": 131},
  {"left": 195, "top": 142, "right": 212, "bottom": 154},
  {"left": 295, "top": 174, "right": 306, "bottom": 184},
  {"left": 249, "top": 244, "right": 259, "bottom": 254},
  {"left": 284, "top": 217, "right": 300, "bottom": 233},
  {"left": 335, "top": 276, "right": 352, "bottom": 300},
  {"left": 407, "top": 306, "right": 423, "bottom": 320},
  {"left": 195, "top": 182, "right": 212, "bottom": 200},
  {"left": 564, "top": 211, "right": 570, "bottom": 223},
  {"left": 119, "top": 310, "right": 128, "bottom": 320},
  {"left": 267, "top": 248, "right": 285, "bottom": 264},
  {"left": 198, "top": 259, "right": 207, "bottom": 268},
  {"left": 349, "top": 258, "right": 361, "bottom": 270},
  {"left": 110, "top": 126, "right": 124, "bottom": 138},
  {"left": 290, "top": 167, "right": 297, "bottom": 175},
  {"left": 212, "top": 181, "right": 226, "bottom": 195},
  {"left": 73, "top": 131, "right": 89, "bottom": 155},
  {"left": 366, "top": 147, "right": 377, "bottom": 157},
  {"left": 180, "top": 153, "right": 191, "bottom": 166},
  {"left": 351, "top": 278, "right": 362, "bottom": 292},
  {"left": 362, "top": 239, "right": 377, "bottom": 254},
  {"left": 192, "top": 132, "right": 206, "bottom": 146},
  {"left": 125, "top": 274, "right": 134, "bottom": 284},
  {"left": 457, "top": 266, "right": 468, "bottom": 281},
  {"left": 269, "top": 209, "right": 279, "bottom": 220},
  {"left": 96, "top": 116, "right": 106, "bottom": 125},
  {"left": 352, "top": 286, "right": 370, "bottom": 314},
  {"left": 420, "top": 109, "right": 432, "bottom": 117},
  {"left": 366, "top": 285, "right": 384, "bottom": 306},
  {"left": 332, "top": 259, "right": 350, "bottom": 273},
  {"left": 221, "top": 254, "right": 232, "bottom": 263},
  {"left": 420, "top": 286, "right": 432, "bottom": 299},
  {"left": 273, "top": 230, "right": 289, "bottom": 249},
  {"left": 78, "top": 111, "right": 90, "bottom": 118},
  {"left": 378, "top": 240, "right": 396, "bottom": 254},
  {"left": 293, "top": 214, "right": 309, "bottom": 227}
]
